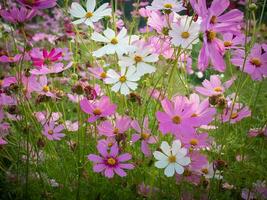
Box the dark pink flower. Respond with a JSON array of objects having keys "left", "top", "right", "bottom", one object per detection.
[{"left": 88, "top": 142, "right": 134, "bottom": 178}]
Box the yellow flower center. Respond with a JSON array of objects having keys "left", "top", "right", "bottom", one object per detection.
[
  {"left": 43, "top": 85, "right": 50, "bottom": 93},
  {"left": 100, "top": 72, "right": 107, "bottom": 79},
  {"left": 119, "top": 75, "right": 127, "bottom": 83},
  {"left": 93, "top": 109, "right": 102, "bottom": 115},
  {"left": 48, "top": 130, "right": 54, "bottom": 135},
  {"left": 250, "top": 58, "right": 262, "bottom": 67},
  {"left": 224, "top": 41, "right": 232, "bottom": 47},
  {"left": 0, "top": 80, "right": 2, "bottom": 87},
  {"left": 181, "top": 31, "right": 190, "bottom": 39},
  {"left": 230, "top": 112, "right": 239, "bottom": 119},
  {"left": 190, "top": 139, "right": 199, "bottom": 146},
  {"left": 207, "top": 31, "right": 216, "bottom": 42},
  {"left": 210, "top": 16, "right": 217, "bottom": 24},
  {"left": 141, "top": 132, "right": 150, "bottom": 140},
  {"left": 172, "top": 116, "right": 181, "bottom": 124},
  {"left": 201, "top": 168, "right": 209, "bottom": 174},
  {"left": 107, "top": 157, "right": 116, "bottom": 166},
  {"left": 168, "top": 155, "right": 176, "bottom": 163},
  {"left": 108, "top": 142, "right": 113, "bottom": 148},
  {"left": 85, "top": 12, "right": 93, "bottom": 18},
  {"left": 111, "top": 38, "right": 118, "bottom": 45},
  {"left": 134, "top": 55, "right": 143, "bottom": 63},
  {"left": 214, "top": 87, "right": 223, "bottom": 92},
  {"left": 164, "top": 3, "right": 173, "bottom": 9}
]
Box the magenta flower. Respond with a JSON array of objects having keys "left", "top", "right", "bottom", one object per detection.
[
  {"left": 195, "top": 75, "right": 235, "bottom": 97},
  {"left": 80, "top": 96, "right": 117, "bottom": 123},
  {"left": 147, "top": 12, "right": 174, "bottom": 35},
  {"left": 131, "top": 117, "right": 157, "bottom": 156},
  {"left": 42, "top": 121, "right": 65, "bottom": 141},
  {"left": 231, "top": 43, "right": 267, "bottom": 81},
  {"left": 30, "top": 75, "right": 56, "bottom": 98},
  {"left": 30, "top": 48, "right": 72, "bottom": 75},
  {"left": 222, "top": 33, "right": 245, "bottom": 50},
  {"left": 156, "top": 96, "right": 197, "bottom": 136},
  {"left": 222, "top": 102, "right": 251, "bottom": 123},
  {"left": 98, "top": 115, "right": 131, "bottom": 137},
  {"left": 88, "top": 67, "right": 107, "bottom": 80},
  {"left": 0, "top": 54, "right": 22, "bottom": 63},
  {"left": 16, "top": 0, "right": 57, "bottom": 10},
  {"left": 88, "top": 142, "right": 134, "bottom": 178},
  {"left": 0, "top": 6, "right": 36, "bottom": 24}
]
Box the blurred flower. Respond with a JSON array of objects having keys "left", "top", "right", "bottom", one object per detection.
[
  {"left": 148, "top": 0, "right": 184, "bottom": 13},
  {"left": 0, "top": 6, "right": 36, "bottom": 24},
  {"left": 16, "top": 0, "right": 57, "bottom": 9}
]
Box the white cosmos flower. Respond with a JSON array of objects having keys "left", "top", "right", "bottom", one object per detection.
[
  {"left": 91, "top": 27, "right": 139, "bottom": 57},
  {"left": 200, "top": 163, "right": 223, "bottom": 180},
  {"left": 104, "top": 66, "right": 141, "bottom": 95},
  {"left": 118, "top": 46, "right": 159, "bottom": 76},
  {"left": 148, "top": 0, "right": 184, "bottom": 13},
  {"left": 169, "top": 15, "right": 200, "bottom": 49},
  {"left": 69, "top": 0, "right": 111, "bottom": 28},
  {"left": 153, "top": 140, "right": 191, "bottom": 177}
]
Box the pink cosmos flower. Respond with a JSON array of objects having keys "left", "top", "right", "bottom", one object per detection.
[
  {"left": 97, "top": 115, "right": 131, "bottom": 137},
  {"left": 80, "top": 96, "right": 117, "bottom": 123},
  {"left": 30, "top": 76, "right": 56, "bottom": 98},
  {"left": 0, "top": 6, "right": 36, "bottom": 24},
  {"left": 65, "top": 121, "right": 79, "bottom": 132},
  {"left": 222, "top": 102, "right": 251, "bottom": 123},
  {"left": 156, "top": 96, "right": 197, "bottom": 136},
  {"left": 88, "top": 67, "right": 107, "bottom": 80},
  {"left": 188, "top": 151, "right": 208, "bottom": 171},
  {"left": 147, "top": 36, "right": 174, "bottom": 59},
  {"left": 178, "top": 54, "right": 194, "bottom": 75},
  {"left": 231, "top": 43, "right": 267, "bottom": 81},
  {"left": 248, "top": 127, "right": 267, "bottom": 138},
  {"left": 195, "top": 75, "right": 235, "bottom": 97},
  {"left": 147, "top": 12, "right": 174, "bottom": 35},
  {"left": 16, "top": 0, "right": 57, "bottom": 9},
  {"left": 176, "top": 170, "right": 201, "bottom": 185},
  {"left": 176, "top": 131, "right": 211, "bottom": 149},
  {"left": 42, "top": 121, "right": 65, "bottom": 141},
  {"left": 222, "top": 33, "right": 245, "bottom": 50},
  {"left": 88, "top": 142, "right": 134, "bottom": 178},
  {"left": 186, "top": 93, "right": 216, "bottom": 126},
  {"left": 35, "top": 111, "right": 62, "bottom": 125},
  {"left": 131, "top": 117, "right": 157, "bottom": 156},
  {"left": 190, "top": 0, "right": 243, "bottom": 72}
]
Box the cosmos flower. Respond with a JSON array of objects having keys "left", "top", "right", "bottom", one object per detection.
[
  {"left": 97, "top": 115, "right": 131, "bottom": 137},
  {"left": 231, "top": 43, "right": 267, "bottom": 81},
  {"left": 80, "top": 96, "right": 117, "bottom": 123},
  {"left": 88, "top": 142, "right": 134, "bottom": 178},
  {"left": 0, "top": 6, "right": 36, "bottom": 24},
  {"left": 91, "top": 27, "right": 139, "bottom": 57},
  {"left": 195, "top": 75, "right": 235, "bottom": 97},
  {"left": 176, "top": 131, "right": 211, "bottom": 149},
  {"left": 69, "top": 0, "right": 111, "bottom": 28},
  {"left": 153, "top": 140, "right": 191, "bottom": 177},
  {"left": 148, "top": 0, "right": 184, "bottom": 14},
  {"left": 222, "top": 102, "right": 251, "bottom": 123},
  {"left": 16, "top": 0, "right": 57, "bottom": 9},
  {"left": 169, "top": 15, "right": 200, "bottom": 49},
  {"left": 104, "top": 66, "right": 141, "bottom": 95},
  {"left": 30, "top": 76, "right": 56, "bottom": 98},
  {"left": 156, "top": 96, "right": 197, "bottom": 136},
  {"left": 42, "top": 121, "right": 65, "bottom": 141},
  {"left": 131, "top": 117, "right": 157, "bottom": 156},
  {"left": 118, "top": 43, "right": 159, "bottom": 76}
]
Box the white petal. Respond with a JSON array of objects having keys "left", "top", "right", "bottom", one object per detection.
[
  {"left": 164, "top": 164, "right": 175, "bottom": 177},
  {"left": 94, "top": 3, "right": 110, "bottom": 15},
  {"left": 120, "top": 83, "right": 130, "bottom": 95},
  {"left": 136, "top": 63, "right": 156, "bottom": 75},
  {"left": 72, "top": 18, "right": 86, "bottom": 25},
  {"left": 106, "top": 69, "right": 120, "bottom": 79},
  {"left": 126, "top": 81, "right": 138, "bottom": 90},
  {"left": 176, "top": 157, "right": 191, "bottom": 166},
  {"left": 171, "top": 140, "right": 182, "bottom": 155},
  {"left": 86, "top": 0, "right": 96, "bottom": 12},
  {"left": 155, "top": 160, "right": 169, "bottom": 169},
  {"left": 69, "top": 3, "right": 86, "bottom": 18},
  {"left": 153, "top": 151, "right": 168, "bottom": 160},
  {"left": 174, "top": 163, "right": 184, "bottom": 174},
  {"left": 103, "top": 28, "right": 115, "bottom": 39},
  {"left": 111, "top": 82, "right": 121, "bottom": 92},
  {"left": 84, "top": 19, "right": 94, "bottom": 27},
  {"left": 104, "top": 78, "right": 118, "bottom": 84},
  {"left": 160, "top": 141, "right": 171, "bottom": 156},
  {"left": 143, "top": 54, "right": 159, "bottom": 62},
  {"left": 92, "top": 47, "right": 108, "bottom": 57},
  {"left": 118, "top": 57, "right": 134, "bottom": 67},
  {"left": 117, "top": 27, "right": 127, "bottom": 40},
  {"left": 126, "top": 66, "right": 137, "bottom": 77},
  {"left": 91, "top": 32, "right": 109, "bottom": 43}
]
